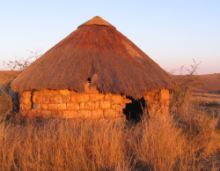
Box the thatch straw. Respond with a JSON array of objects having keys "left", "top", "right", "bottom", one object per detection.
[
  {"left": 78, "top": 16, "right": 114, "bottom": 28},
  {"left": 11, "top": 16, "right": 171, "bottom": 98}
]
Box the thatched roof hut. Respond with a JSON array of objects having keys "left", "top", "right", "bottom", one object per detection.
[
  {"left": 12, "top": 16, "right": 170, "bottom": 98},
  {"left": 11, "top": 16, "right": 171, "bottom": 119}
]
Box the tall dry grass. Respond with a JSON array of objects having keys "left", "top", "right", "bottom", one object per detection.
[
  {"left": 170, "top": 73, "right": 220, "bottom": 170},
  {"left": 0, "top": 73, "right": 219, "bottom": 170},
  {"left": 130, "top": 114, "right": 186, "bottom": 171},
  {"left": 0, "top": 118, "right": 130, "bottom": 171},
  {"left": 0, "top": 109, "right": 219, "bottom": 171}
]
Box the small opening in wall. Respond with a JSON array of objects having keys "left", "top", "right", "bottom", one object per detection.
[
  {"left": 13, "top": 92, "right": 19, "bottom": 112},
  {"left": 123, "top": 96, "right": 147, "bottom": 122},
  {"left": 87, "top": 77, "right": 92, "bottom": 83},
  {"left": 30, "top": 91, "right": 34, "bottom": 109}
]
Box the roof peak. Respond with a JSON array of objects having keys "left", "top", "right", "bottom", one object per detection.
[{"left": 78, "top": 16, "right": 115, "bottom": 28}]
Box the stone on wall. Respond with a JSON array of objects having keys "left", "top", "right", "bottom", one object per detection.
[
  {"left": 19, "top": 89, "right": 129, "bottom": 119},
  {"left": 144, "top": 89, "right": 170, "bottom": 114},
  {"left": 160, "top": 89, "right": 170, "bottom": 114},
  {"left": 19, "top": 91, "right": 32, "bottom": 111},
  {"left": 19, "top": 87, "right": 170, "bottom": 119}
]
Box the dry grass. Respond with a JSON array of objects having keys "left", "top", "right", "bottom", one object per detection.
[
  {"left": 0, "top": 118, "right": 130, "bottom": 171},
  {"left": 0, "top": 71, "right": 219, "bottom": 171},
  {"left": 0, "top": 108, "right": 219, "bottom": 171},
  {"left": 174, "top": 73, "right": 220, "bottom": 93},
  {"left": 130, "top": 114, "right": 186, "bottom": 171},
  {"left": 192, "top": 92, "right": 220, "bottom": 109}
]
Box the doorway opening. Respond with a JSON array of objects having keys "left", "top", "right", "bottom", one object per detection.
[{"left": 123, "top": 96, "right": 147, "bottom": 122}]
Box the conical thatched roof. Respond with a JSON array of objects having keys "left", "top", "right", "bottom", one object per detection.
[{"left": 12, "top": 16, "right": 171, "bottom": 98}]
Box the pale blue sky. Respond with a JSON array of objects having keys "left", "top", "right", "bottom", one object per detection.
[{"left": 0, "top": 0, "right": 220, "bottom": 74}]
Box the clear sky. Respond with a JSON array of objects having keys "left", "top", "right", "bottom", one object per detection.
[{"left": 0, "top": 0, "right": 220, "bottom": 74}]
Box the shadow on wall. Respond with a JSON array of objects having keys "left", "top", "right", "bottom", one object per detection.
[{"left": 123, "top": 97, "right": 147, "bottom": 122}]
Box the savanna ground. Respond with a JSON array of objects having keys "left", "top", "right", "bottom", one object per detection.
[{"left": 0, "top": 71, "right": 220, "bottom": 171}]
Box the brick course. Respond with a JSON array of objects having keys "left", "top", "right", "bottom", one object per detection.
[
  {"left": 144, "top": 88, "right": 170, "bottom": 114},
  {"left": 19, "top": 88, "right": 170, "bottom": 119},
  {"left": 19, "top": 89, "right": 130, "bottom": 119}
]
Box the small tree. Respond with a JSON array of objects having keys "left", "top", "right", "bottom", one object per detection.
[
  {"left": 4, "top": 51, "right": 40, "bottom": 71},
  {"left": 170, "top": 59, "right": 201, "bottom": 114}
]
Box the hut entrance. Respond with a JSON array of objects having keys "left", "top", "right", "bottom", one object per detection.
[{"left": 123, "top": 97, "right": 147, "bottom": 122}]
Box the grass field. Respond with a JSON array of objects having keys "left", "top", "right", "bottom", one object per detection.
[
  {"left": 193, "top": 92, "right": 220, "bottom": 116},
  {"left": 192, "top": 91, "right": 220, "bottom": 157},
  {"left": 0, "top": 71, "right": 220, "bottom": 171},
  {"left": 174, "top": 73, "right": 220, "bottom": 93}
]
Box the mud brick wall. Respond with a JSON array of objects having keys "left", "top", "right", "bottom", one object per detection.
[
  {"left": 19, "top": 89, "right": 131, "bottom": 119},
  {"left": 144, "top": 89, "right": 170, "bottom": 114}
]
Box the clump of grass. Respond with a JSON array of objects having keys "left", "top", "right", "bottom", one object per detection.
[{"left": 130, "top": 113, "right": 186, "bottom": 171}]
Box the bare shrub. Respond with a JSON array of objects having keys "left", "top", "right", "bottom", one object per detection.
[
  {"left": 170, "top": 60, "right": 201, "bottom": 114},
  {"left": 4, "top": 51, "right": 40, "bottom": 71}
]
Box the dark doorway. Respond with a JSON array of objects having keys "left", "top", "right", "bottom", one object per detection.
[{"left": 123, "top": 97, "right": 147, "bottom": 122}]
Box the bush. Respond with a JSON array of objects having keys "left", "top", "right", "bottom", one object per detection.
[{"left": 4, "top": 51, "right": 39, "bottom": 71}]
